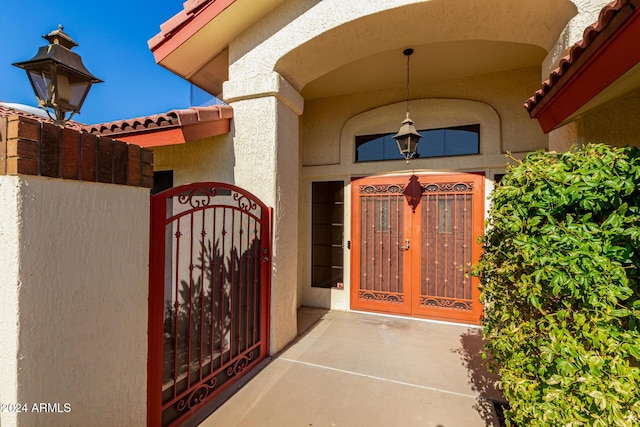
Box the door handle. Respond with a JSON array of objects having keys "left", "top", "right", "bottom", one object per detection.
[{"left": 400, "top": 239, "right": 410, "bottom": 251}]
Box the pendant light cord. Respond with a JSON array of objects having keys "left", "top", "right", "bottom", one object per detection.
[
  {"left": 403, "top": 48, "right": 413, "bottom": 116},
  {"left": 406, "top": 53, "right": 410, "bottom": 115}
]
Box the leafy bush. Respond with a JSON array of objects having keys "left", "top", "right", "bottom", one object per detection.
[{"left": 475, "top": 144, "right": 640, "bottom": 426}]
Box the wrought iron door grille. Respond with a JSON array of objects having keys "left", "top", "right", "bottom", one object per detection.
[
  {"left": 358, "top": 185, "right": 405, "bottom": 300},
  {"left": 421, "top": 183, "right": 474, "bottom": 312}
]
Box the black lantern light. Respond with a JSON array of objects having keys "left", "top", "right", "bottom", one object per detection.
[
  {"left": 13, "top": 25, "right": 102, "bottom": 127},
  {"left": 393, "top": 48, "right": 422, "bottom": 163}
]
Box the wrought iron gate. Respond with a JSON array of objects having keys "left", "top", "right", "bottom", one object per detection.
[{"left": 148, "top": 183, "right": 271, "bottom": 426}]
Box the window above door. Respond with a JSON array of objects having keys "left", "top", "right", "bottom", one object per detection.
[{"left": 355, "top": 124, "right": 480, "bottom": 162}]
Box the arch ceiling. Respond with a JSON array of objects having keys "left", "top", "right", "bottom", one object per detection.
[{"left": 275, "top": 0, "right": 576, "bottom": 99}]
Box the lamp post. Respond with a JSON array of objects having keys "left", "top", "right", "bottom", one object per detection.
[
  {"left": 13, "top": 25, "right": 102, "bottom": 127},
  {"left": 393, "top": 48, "right": 422, "bottom": 163}
]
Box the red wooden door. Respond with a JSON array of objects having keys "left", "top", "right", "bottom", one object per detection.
[{"left": 350, "top": 174, "right": 484, "bottom": 323}]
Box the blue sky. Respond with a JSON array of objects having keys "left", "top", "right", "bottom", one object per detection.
[{"left": 1, "top": 1, "right": 196, "bottom": 124}]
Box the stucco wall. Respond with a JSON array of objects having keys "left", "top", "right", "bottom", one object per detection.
[
  {"left": 152, "top": 133, "right": 235, "bottom": 186},
  {"left": 0, "top": 176, "right": 149, "bottom": 427},
  {"left": 579, "top": 89, "right": 640, "bottom": 148},
  {"left": 0, "top": 177, "right": 20, "bottom": 427},
  {"left": 153, "top": 86, "right": 302, "bottom": 354},
  {"left": 542, "top": 0, "right": 611, "bottom": 77},
  {"left": 229, "top": 0, "right": 575, "bottom": 87},
  {"left": 548, "top": 122, "right": 582, "bottom": 152},
  {"left": 301, "top": 66, "right": 545, "bottom": 169}
]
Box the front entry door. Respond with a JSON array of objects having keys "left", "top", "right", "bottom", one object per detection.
[{"left": 350, "top": 173, "right": 484, "bottom": 323}]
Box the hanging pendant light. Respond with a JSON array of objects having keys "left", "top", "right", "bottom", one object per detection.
[{"left": 393, "top": 48, "right": 422, "bottom": 164}]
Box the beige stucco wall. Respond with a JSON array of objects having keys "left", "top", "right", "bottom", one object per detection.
[
  {"left": 152, "top": 133, "right": 235, "bottom": 186},
  {"left": 301, "top": 66, "right": 545, "bottom": 170},
  {"left": 578, "top": 89, "right": 640, "bottom": 148},
  {"left": 228, "top": 0, "right": 576, "bottom": 88},
  {"left": 0, "top": 175, "right": 149, "bottom": 427},
  {"left": 548, "top": 122, "right": 582, "bottom": 152},
  {"left": 548, "top": 89, "right": 640, "bottom": 152},
  {"left": 224, "top": 74, "right": 304, "bottom": 354},
  {"left": 542, "top": 0, "right": 611, "bottom": 76},
  {"left": 0, "top": 177, "right": 20, "bottom": 427},
  {"left": 153, "top": 76, "right": 304, "bottom": 354}
]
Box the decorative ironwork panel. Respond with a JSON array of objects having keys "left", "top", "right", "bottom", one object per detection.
[
  {"left": 359, "top": 290, "right": 405, "bottom": 304},
  {"left": 358, "top": 187, "right": 404, "bottom": 300},
  {"left": 149, "top": 183, "right": 271, "bottom": 427},
  {"left": 420, "top": 182, "right": 473, "bottom": 312}
]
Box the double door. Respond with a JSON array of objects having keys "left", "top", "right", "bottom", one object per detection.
[{"left": 350, "top": 173, "right": 484, "bottom": 323}]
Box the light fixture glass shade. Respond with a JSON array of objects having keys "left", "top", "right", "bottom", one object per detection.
[
  {"left": 27, "top": 68, "right": 52, "bottom": 102},
  {"left": 393, "top": 114, "right": 422, "bottom": 161}
]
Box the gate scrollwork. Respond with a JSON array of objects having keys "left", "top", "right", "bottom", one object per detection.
[
  {"left": 176, "top": 377, "right": 217, "bottom": 412},
  {"left": 177, "top": 188, "right": 216, "bottom": 208},
  {"left": 233, "top": 192, "right": 258, "bottom": 213}
]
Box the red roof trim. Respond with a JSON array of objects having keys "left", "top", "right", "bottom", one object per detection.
[
  {"left": 149, "top": 0, "right": 236, "bottom": 64},
  {"left": 85, "top": 105, "right": 233, "bottom": 148},
  {"left": 111, "top": 121, "right": 231, "bottom": 148},
  {"left": 1, "top": 103, "right": 233, "bottom": 148},
  {"left": 525, "top": 0, "right": 640, "bottom": 133}
]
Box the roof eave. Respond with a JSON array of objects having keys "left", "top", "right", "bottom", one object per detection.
[
  {"left": 525, "top": 0, "right": 640, "bottom": 134},
  {"left": 86, "top": 105, "right": 233, "bottom": 148},
  {"left": 149, "top": 0, "right": 236, "bottom": 66},
  {"left": 111, "top": 120, "right": 231, "bottom": 148},
  {"left": 148, "top": 0, "right": 286, "bottom": 95}
]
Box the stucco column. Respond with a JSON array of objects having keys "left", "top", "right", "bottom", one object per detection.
[
  {"left": 548, "top": 121, "right": 581, "bottom": 152},
  {"left": 223, "top": 72, "right": 304, "bottom": 354}
]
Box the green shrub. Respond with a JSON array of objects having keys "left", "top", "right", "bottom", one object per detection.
[{"left": 475, "top": 144, "right": 640, "bottom": 426}]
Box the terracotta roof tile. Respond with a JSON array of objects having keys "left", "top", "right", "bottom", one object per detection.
[
  {"left": 0, "top": 102, "right": 233, "bottom": 148},
  {"left": 85, "top": 105, "right": 232, "bottom": 137},
  {"left": 0, "top": 102, "right": 85, "bottom": 131},
  {"left": 524, "top": 0, "right": 638, "bottom": 115}
]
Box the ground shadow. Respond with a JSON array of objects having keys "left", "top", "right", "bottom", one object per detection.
[
  {"left": 456, "top": 329, "right": 504, "bottom": 427},
  {"left": 297, "top": 306, "right": 330, "bottom": 337}
]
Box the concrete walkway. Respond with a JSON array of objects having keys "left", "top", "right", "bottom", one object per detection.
[{"left": 198, "top": 308, "right": 503, "bottom": 427}]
